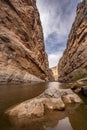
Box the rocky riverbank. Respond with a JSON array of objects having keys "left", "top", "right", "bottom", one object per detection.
[{"left": 71, "top": 77, "right": 87, "bottom": 96}]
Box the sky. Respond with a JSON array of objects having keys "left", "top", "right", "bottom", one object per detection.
[{"left": 36, "top": 0, "right": 82, "bottom": 68}]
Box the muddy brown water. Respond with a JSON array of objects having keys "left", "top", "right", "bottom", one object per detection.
[{"left": 0, "top": 82, "right": 87, "bottom": 130}]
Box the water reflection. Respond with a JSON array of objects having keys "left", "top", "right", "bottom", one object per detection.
[
  {"left": 47, "top": 82, "right": 61, "bottom": 89},
  {"left": 0, "top": 82, "right": 48, "bottom": 114},
  {"left": 47, "top": 82, "right": 71, "bottom": 89},
  {"left": 0, "top": 82, "right": 87, "bottom": 130},
  {"left": 45, "top": 117, "right": 73, "bottom": 130}
]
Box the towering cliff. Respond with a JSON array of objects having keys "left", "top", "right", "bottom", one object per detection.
[
  {"left": 51, "top": 66, "right": 58, "bottom": 81},
  {"left": 0, "top": 0, "right": 50, "bottom": 83},
  {"left": 58, "top": 0, "right": 87, "bottom": 82}
]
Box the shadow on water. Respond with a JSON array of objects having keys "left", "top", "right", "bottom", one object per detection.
[{"left": 0, "top": 82, "right": 87, "bottom": 130}]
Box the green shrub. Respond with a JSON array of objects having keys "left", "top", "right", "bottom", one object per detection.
[{"left": 72, "top": 68, "right": 87, "bottom": 82}]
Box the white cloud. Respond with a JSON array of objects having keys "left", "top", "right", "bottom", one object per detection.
[
  {"left": 48, "top": 52, "right": 63, "bottom": 68},
  {"left": 36, "top": 0, "right": 78, "bottom": 41},
  {"left": 36, "top": 0, "right": 82, "bottom": 67}
]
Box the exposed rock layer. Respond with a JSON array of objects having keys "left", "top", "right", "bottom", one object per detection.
[
  {"left": 0, "top": 0, "right": 50, "bottom": 83},
  {"left": 58, "top": 0, "right": 87, "bottom": 82},
  {"left": 51, "top": 66, "right": 58, "bottom": 81}
]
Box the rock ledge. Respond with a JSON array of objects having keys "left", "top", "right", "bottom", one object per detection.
[{"left": 5, "top": 85, "right": 82, "bottom": 124}]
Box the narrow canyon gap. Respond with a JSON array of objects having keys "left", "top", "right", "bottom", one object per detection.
[{"left": 37, "top": 0, "right": 82, "bottom": 68}]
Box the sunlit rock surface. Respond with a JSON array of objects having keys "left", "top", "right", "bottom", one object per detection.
[
  {"left": 58, "top": 0, "right": 87, "bottom": 82},
  {"left": 51, "top": 66, "right": 58, "bottom": 81},
  {"left": 0, "top": 0, "right": 51, "bottom": 83}
]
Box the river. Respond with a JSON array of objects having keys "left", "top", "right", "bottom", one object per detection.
[{"left": 0, "top": 82, "right": 87, "bottom": 130}]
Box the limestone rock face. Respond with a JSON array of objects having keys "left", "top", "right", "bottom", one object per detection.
[
  {"left": 51, "top": 66, "right": 58, "bottom": 81},
  {"left": 58, "top": 0, "right": 87, "bottom": 82},
  {"left": 0, "top": 0, "right": 50, "bottom": 83}
]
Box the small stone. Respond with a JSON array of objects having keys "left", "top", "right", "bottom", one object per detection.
[{"left": 74, "top": 88, "right": 81, "bottom": 93}]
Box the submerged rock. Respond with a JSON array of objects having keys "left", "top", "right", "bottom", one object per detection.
[
  {"left": 5, "top": 98, "right": 65, "bottom": 120},
  {"left": 5, "top": 86, "right": 82, "bottom": 125}
]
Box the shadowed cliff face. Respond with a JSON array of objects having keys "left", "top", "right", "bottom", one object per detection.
[
  {"left": 58, "top": 0, "right": 87, "bottom": 82},
  {"left": 0, "top": 0, "right": 50, "bottom": 83}
]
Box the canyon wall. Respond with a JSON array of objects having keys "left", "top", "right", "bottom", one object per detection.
[
  {"left": 0, "top": 0, "right": 50, "bottom": 83},
  {"left": 51, "top": 66, "right": 58, "bottom": 81},
  {"left": 58, "top": 0, "right": 87, "bottom": 82}
]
